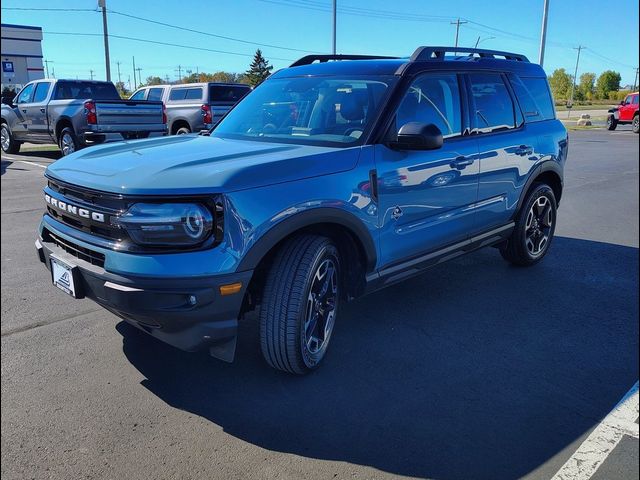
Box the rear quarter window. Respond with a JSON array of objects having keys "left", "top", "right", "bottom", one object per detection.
[
  {"left": 169, "top": 88, "right": 202, "bottom": 101},
  {"left": 208, "top": 85, "right": 251, "bottom": 103},
  {"left": 513, "top": 76, "right": 555, "bottom": 121}
]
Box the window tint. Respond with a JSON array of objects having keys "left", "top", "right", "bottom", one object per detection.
[
  {"left": 147, "top": 88, "right": 164, "bottom": 101},
  {"left": 54, "top": 81, "right": 120, "bottom": 100},
  {"left": 32, "top": 82, "right": 51, "bottom": 103},
  {"left": 469, "top": 73, "right": 516, "bottom": 133},
  {"left": 632, "top": 95, "right": 639, "bottom": 105},
  {"left": 209, "top": 85, "right": 250, "bottom": 103},
  {"left": 395, "top": 73, "right": 462, "bottom": 138},
  {"left": 169, "top": 89, "right": 187, "bottom": 101},
  {"left": 16, "top": 83, "right": 34, "bottom": 103},
  {"left": 130, "top": 89, "right": 146, "bottom": 100},
  {"left": 184, "top": 88, "right": 203, "bottom": 100}
]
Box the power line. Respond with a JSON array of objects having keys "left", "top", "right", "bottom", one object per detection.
[
  {"left": 1, "top": 7, "right": 97, "bottom": 12},
  {"left": 450, "top": 18, "right": 468, "bottom": 48},
  {"left": 41, "top": 31, "right": 295, "bottom": 62},
  {"left": 107, "top": 9, "right": 320, "bottom": 54}
]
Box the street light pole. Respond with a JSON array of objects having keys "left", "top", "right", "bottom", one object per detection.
[
  {"left": 332, "top": 0, "right": 337, "bottom": 54},
  {"left": 538, "top": 0, "right": 550, "bottom": 66},
  {"left": 98, "top": 0, "right": 111, "bottom": 81}
]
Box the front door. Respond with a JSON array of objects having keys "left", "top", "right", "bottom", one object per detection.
[
  {"left": 375, "top": 73, "right": 479, "bottom": 269},
  {"left": 10, "top": 82, "right": 35, "bottom": 141},
  {"left": 25, "top": 81, "right": 53, "bottom": 142}
]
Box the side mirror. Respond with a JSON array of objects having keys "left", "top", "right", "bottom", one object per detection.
[
  {"left": 391, "top": 122, "right": 443, "bottom": 150},
  {"left": 620, "top": 100, "right": 626, "bottom": 105}
]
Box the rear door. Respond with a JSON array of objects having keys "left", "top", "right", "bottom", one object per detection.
[
  {"left": 469, "top": 72, "right": 541, "bottom": 233},
  {"left": 375, "top": 72, "right": 480, "bottom": 268},
  {"left": 25, "top": 81, "right": 53, "bottom": 141}
]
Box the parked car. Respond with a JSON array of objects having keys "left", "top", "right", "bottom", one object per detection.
[
  {"left": 607, "top": 92, "right": 639, "bottom": 132},
  {"left": 35, "top": 47, "right": 567, "bottom": 374},
  {"left": 1, "top": 79, "right": 167, "bottom": 156},
  {"left": 129, "top": 82, "right": 251, "bottom": 135}
]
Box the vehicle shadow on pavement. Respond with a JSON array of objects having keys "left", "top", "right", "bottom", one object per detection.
[{"left": 117, "top": 236, "right": 639, "bottom": 480}]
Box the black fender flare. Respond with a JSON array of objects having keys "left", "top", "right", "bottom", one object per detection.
[
  {"left": 516, "top": 160, "right": 564, "bottom": 213},
  {"left": 237, "top": 207, "right": 377, "bottom": 273}
]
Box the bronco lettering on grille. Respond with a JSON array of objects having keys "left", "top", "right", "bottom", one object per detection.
[{"left": 44, "top": 193, "right": 105, "bottom": 223}]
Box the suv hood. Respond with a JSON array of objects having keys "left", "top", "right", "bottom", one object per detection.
[{"left": 45, "top": 135, "right": 361, "bottom": 195}]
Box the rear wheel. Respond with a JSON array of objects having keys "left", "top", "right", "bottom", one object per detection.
[
  {"left": 175, "top": 126, "right": 191, "bottom": 135},
  {"left": 58, "top": 127, "right": 79, "bottom": 156},
  {"left": 500, "top": 183, "right": 557, "bottom": 266},
  {"left": 1, "top": 123, "right": 21, "bottom": 154},
  {"left": 606, "top": 114, "right": 618, "bottom": 130},
  {"left": 259, "top": 235, "right": 341, "bottom": 374},
  {"left": 633, "top": 114, "right": 639, "bottom": 134}
]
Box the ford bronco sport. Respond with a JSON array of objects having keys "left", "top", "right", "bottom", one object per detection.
[{"left": 35, "top": 46, "right": 568, "bottom": 374}]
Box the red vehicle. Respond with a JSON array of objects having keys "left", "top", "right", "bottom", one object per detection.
[{"left": 607, "top": 92, "right": 639, "bottom": 133}]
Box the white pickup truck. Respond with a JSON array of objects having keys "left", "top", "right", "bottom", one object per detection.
[{"left": 1, "top": 79, "right": 167, "bottom": 156}]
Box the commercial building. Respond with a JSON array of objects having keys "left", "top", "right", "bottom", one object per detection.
[{"left": 1, "top": 23, "right": 45, "bottom": 89}]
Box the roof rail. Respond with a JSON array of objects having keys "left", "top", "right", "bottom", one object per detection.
[
  {"left": 290, "top": 54, "right": 399, "bottom": 67},
  {"left": 409, "top": 46, "right": 529, "bottom": 63}
]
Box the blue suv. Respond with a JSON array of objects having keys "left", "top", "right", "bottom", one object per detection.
[{"left": 36, "top": 46, "right": 568, "bottom": 374}]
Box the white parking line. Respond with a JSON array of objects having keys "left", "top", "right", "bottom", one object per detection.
[
  {"left": 17, "top": 160, "right": 47, "bottom": 169},
  {"left": 550, "top": 381, "right": 639, "bottom": 480}
]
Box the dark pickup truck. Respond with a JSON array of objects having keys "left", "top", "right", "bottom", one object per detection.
[{"left": 1, "top": 79, "right": 167, "bottom": 156}]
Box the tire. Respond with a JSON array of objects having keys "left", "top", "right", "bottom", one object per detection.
[
  {"left": 1, "top": 123, "right": 21, "bottom": 154},
  {"left": 175, "top": 126, "right": 191, "bottom": 135},
  {"left": 58, "top": 127, "right": 79, "bottom": 156},
  {"left": 606, "top": 114, "right": 618, "bottom": 130},
  {"left": 259, "top": 235, "right": 341, "bottom": 374},
  {"left": 633, "top": 114, "right": 639, "bottom": 134},
  {"left": 500, "top": 183, "right": 557, "bottom": 267}
]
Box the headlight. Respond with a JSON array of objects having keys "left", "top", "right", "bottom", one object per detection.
[{"left": 112, "top": 203, "right": 213, "bottom": 246}]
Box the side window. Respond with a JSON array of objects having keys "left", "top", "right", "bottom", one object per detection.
[
  {"left": 147, "top": 88, "right": 164, "bottom": 101},
  {"left": 469, "top": 73, "right": 516, "bottom": 133},
  {"left": 32, "top": 82, "right": 52, "bottom": 103},
  {"left": 395, "top": 73, "right": 462, "bottom": 138},
  {"left": 184, "top": 88, "right": 203, "bottom": 100},
  {"left": 169, "top": 89, "right": 187, "bottom": 101},
  {"left": 632, "top": 95, "right": 639, "bottom": 105},
  {"left": 130, "top": 89, "right": 146, "bottom": 100},
  {"left": 519, "top": 77, "right": 555, "bottom": 120},
  {"left": 16, "top": 83, "right": 35, "bottom": 104}
]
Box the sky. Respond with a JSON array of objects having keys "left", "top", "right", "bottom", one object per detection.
[{"left": 1, "top": 0, "right": 638, "bottom": 88}]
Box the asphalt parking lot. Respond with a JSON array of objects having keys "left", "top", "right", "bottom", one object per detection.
[{"left": 1, "top": 128, "right": 638, "bottom": 480}]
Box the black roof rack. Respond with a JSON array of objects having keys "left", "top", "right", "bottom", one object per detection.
[
  {"left": 409, "top": 46, "right": 529, "bottom": 62},
  {"left": 290, "top": 54, "right": 399, "bottom": 67}
]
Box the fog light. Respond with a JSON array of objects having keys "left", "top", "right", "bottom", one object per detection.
[{"left": 188, "top": 295, "right": 197, "bottom": 305}]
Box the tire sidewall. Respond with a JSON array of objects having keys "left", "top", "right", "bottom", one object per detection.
[
  {"left": 606, "top": 115, "right": 617, "bottom": 130},
  {"left": 633, "top": 115, "right": 639, "bottom": 134},
  {"left": 59, "top": 128, "right": 78, "bottom": 156},
  {"left": 176, "top": 127, "right": 191, "bottom": 135},
  {"left": 298, "top": 243, "right": 341, "bottom": 370},
  {"left": 1, "top": 124, "right": 12, "bottom": 152},
  {"left": 515, "top": 185, "right": 557, "bottom": 263}
]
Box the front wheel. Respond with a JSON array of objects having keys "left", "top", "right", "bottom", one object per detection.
[
  {"left": 633, "top": 115, "right": 639, "bottom": 134},
  {"left": 259, "top": 235, "right": 341, "bottom": 374},
  {"left": 1, "top": 123, "right": 21, "bottom": 154},
  {"left": 500, "top": 183, "right": 557, "bottom": 266},
  {"left": 606, "top": 114, "right": 618, "bottom": 130}
]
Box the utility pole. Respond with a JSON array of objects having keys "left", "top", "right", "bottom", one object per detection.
[
  {"left": 44, "top": 59, "right": 53, "bottom": 78},
  {"left": 116, "top": 61, "right": 122, "bottom": 84},
  {"left": 98, "top": 0, "right": 111, "bottom": 81},
  {"left": 176, "top": 65, "right": 183, "bottom": 82},
  {"left": 450, "top": 18, "right": 467, "bottom": 48},
  {"left": 567, "top": 45, "right": 585, "bottom": 118},
  {"left": 127, "top": 75, "right": 131, "bottom": 91},
  {"left": 89, "top": 69, "right": 95, "bottom": 80},
  {"left": 132, "top": 56, "right": 137, "bottom": 88},
  {"left": 633, "top": 67, "right": 639, "bottom": 91},
  {"left": 135, "top": 67, "right": 143, "bottom": 86},
  {"left": 165, "top": 75, "right": 170, "bottom": 84},
  {"left": 332, "top": 0, "right": 337, "bottom": 54},
  {"left": 538, "top": 0, "right": 550, "bottom": 66}
]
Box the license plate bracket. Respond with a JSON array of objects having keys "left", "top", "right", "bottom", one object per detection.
[{"left": 50, "top": 255, "right": 83, "bottom": 298}]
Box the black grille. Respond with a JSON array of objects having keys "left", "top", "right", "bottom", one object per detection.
[{"left": 43, "top": 229, "right": 106, "bottom": 268}]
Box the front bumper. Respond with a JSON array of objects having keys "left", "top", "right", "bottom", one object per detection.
[{"left": 35, "top": 226, "right": 252, "bottom": 363}]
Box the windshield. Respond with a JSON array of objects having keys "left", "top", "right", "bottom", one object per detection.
[{"left": 213, "top": 76, "right": 395, "bottom": 147}]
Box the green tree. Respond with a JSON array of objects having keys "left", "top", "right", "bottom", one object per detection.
[
  {"left": 548, "top": 68, "right": 572, "bottom": 102},
  {"left": 577, "top": 72, "right": 596, "bottom": 101},
  {"left": 595, "top": 70, "right": 621, "bottom": 99},
  {"left": 245, "top": 49, "right": 273, "bottom": 87},
  {"left": 143, "top": 75, "right": 164, "bottom": 86},
  {"left": 114, "top": 81, "right": 130, "bottom": 99}
]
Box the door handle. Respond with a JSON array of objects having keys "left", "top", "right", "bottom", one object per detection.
[
  {"left": 515, "top": 145, "right": 533, "bottom": 156},
  {"left": 40, "top": 108, "right": 45, "bottom": 113},
  {"left": 450, "top": 156, "right": 474, "bottom": 170},
  {"left": 21, "top": 109, "right": 27, "bottom": 113}
]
